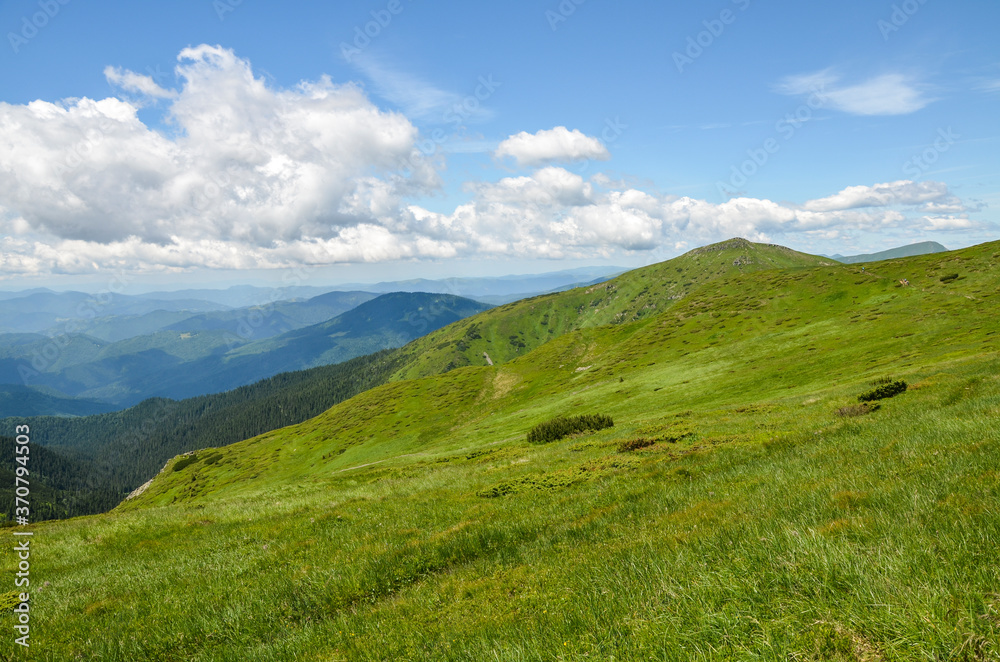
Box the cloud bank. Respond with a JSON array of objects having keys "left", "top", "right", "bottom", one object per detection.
[{"left": 0, "top": 47, "right": 982, "bottom": 278}]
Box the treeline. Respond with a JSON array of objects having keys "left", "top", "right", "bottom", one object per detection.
[
  {"left": 3, "top": 348, "right": 404, "bottom": 520},
  {"left": 0, "top": 436, "right": 124, "bottom": 522}
]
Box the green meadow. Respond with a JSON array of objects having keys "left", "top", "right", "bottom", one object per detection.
[{"left": 2, "top": 239, "right": 999, "bottom": 660}]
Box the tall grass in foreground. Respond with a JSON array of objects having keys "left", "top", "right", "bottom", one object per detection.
[{"left": 3, "top": 355, "right": 998, "bottom": 660}]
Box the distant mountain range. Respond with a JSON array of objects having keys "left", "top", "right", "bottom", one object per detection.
[
  {"left": 325, "top": 266, "right": 626, "bottom": 303},
  {"left": 0, "top": 292, "right": 489, "bottom": 414},
  {"left": 0, "top": 383, "right": 117, "bottom": 417},
  {"left": 827, "top": 241, "right": 948, "bottom": 264},
  {"left": 0, "top": 267, "right": 623, "bottom": 336},
  {"left": 0, "top": 266, "right": 624, "bottom": 303},
  {"left": 0, "top": 290, "right": 228, "bottom": 335},
  {"left": 0, "top": 267, "right": 626, "bottom": 417}
]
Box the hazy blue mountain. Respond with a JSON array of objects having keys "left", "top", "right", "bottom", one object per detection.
[
  {"left": 327, "top": 266, "right": 625, "bottom": 299},
  {"left": 0, "top": 291, "right": 229, "bottom": 334},
  {"left": 0, "top": 384, "right": 115, "bottom": 417},
  {"left": 0, "top": 333, "right": 108, "bottom": 374},
  {"left": 0, "top": 292, "right": 490, "bottom": 413},
  {"left": 160, "top": 290, "right": 377, "bottom": 341},
  {"left": 55, "top": 310, "right": 205, "bottom": 343},
  {"left": 829, "top": 241, "right": 948, "bottom": 264},
  {"left": 223, "top": 292, "right": 492, "bottom": 376},
  {"left": 133, "top": 284, "right": 338, "bottom": 308},
  {"left": 0, "top": 287, "right": 55, "bottom": 301},
  {"left": 25, "top": 290, "right": 376, "bottom": 343}
]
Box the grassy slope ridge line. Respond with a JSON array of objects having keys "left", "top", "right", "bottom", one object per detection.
[
  {"left": 5, "top": 239, "right": 999, "bottom": 660},
  {"left": 127, "top": 239, "right": 997, "bottom": 507},
  {"left": 391, "top": 238, "right": 834, "bottom": 380}
]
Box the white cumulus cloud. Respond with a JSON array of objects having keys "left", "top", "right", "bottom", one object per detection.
[
  {"left": 495, "top": 127, "right": 610, "bottom": 166},
  {"left": 0, "top": 45, "right": 436, "bottom": 250},
  {"left": 803, "top": 181, "right": 960, "bottom": 212}
]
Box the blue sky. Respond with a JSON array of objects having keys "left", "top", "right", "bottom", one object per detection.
[{"left": 1, "top": 0, "right": 998, "bottom": 290}]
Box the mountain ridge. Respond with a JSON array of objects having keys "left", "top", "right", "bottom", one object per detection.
[
  {"left": 829, "top": 240, "right": 948, "bottom": 263},
  {"left": 0, "top": 291, "right": 489, "bottom": 413}
]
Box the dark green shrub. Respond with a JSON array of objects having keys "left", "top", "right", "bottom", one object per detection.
[
  {"left": 858, "top": 380, "right": 907, "bottom": 402},
  {"left": 477, "top": 470, "right": 583, "bottom": 498},
  {"left": 477, "top": 481, "right": 520, "bottom": 498},
  {"left": 527, "top": 414, "right": 614, "bottom": 444},
  {"left": 172, "top": 453, "right": 200, "bottom": 472},
  {"left": 618, "top": 437, "right": 656, "bottom": 452},
  {"left": 202, "top": 452, "right": 223, "bottom": 466},
  {"left": 939, "top": 273, "right": 959, "bottom": 283},
  {"left": 623, "top": 424, "right": 693, "bottom": 450}
]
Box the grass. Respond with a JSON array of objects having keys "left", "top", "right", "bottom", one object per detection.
[
  {"left": 2, "top": 239, "right": 999, "bottom": 660},
  {"left": 391, "top": 238, "right": 837, "bottom": 381}
]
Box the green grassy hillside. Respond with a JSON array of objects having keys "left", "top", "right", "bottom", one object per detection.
[
  {"left": 128, "top": 240, "right": 997, "bottom": 506},
  {"left": 3, "top": 239, "right": 999, "bottom": 660},
  {"left": 392, "top": 238, "right": 834, "bottom": 380},
  {"left": 16, "top": 349, "right": 405, "bottom": 505}
]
